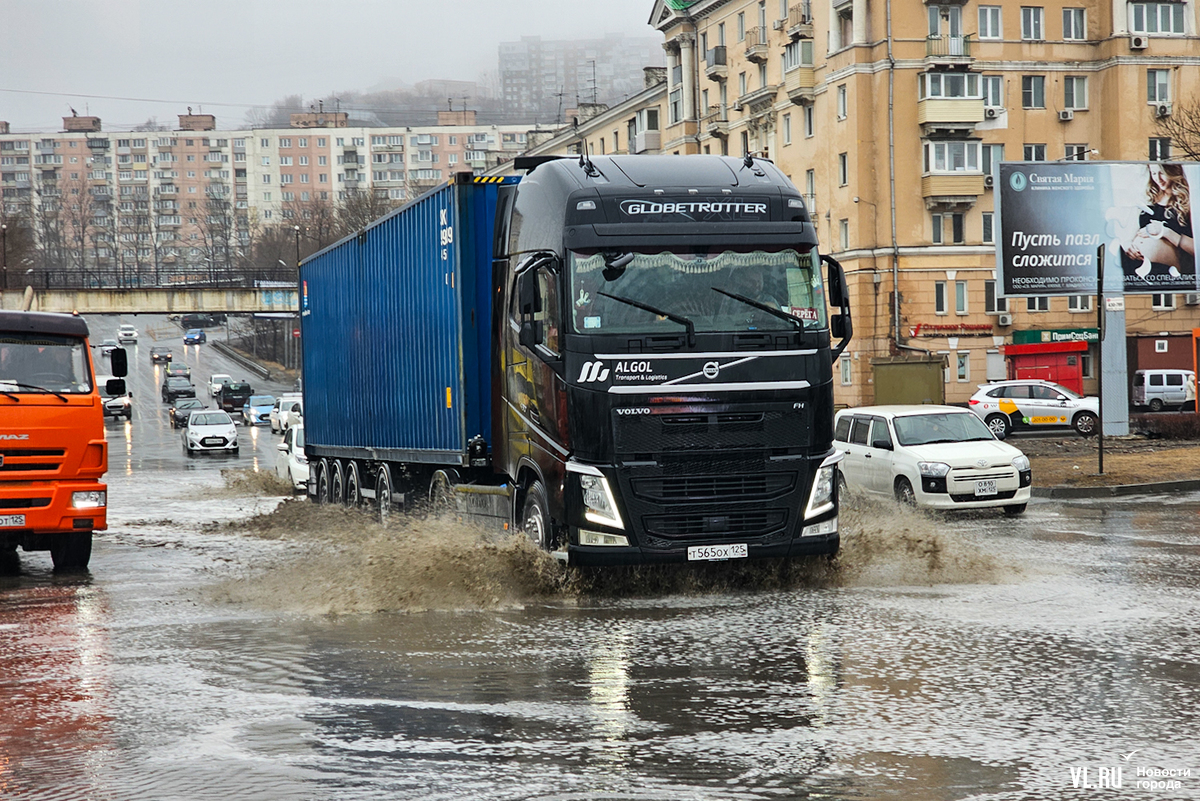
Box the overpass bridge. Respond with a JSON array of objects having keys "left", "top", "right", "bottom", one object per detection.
[{"left": 0, "top": 286, "right": 298, "bottom": 315}]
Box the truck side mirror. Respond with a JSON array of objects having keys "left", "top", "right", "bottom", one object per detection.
[
  {"left": 519, "top": 320, "right": 543, "bottom": 349},
  {"left": 516, "top": 269, "right": 541, "bottom": 317},
  {"left": 105, "top": 378, "right": 126, "bottom": 396},
  {"left": 110, "top": 348, "right": 128, "bottom": 377},
  {"left": 822, "top": 254, "right": 853, "bottom": 360}
]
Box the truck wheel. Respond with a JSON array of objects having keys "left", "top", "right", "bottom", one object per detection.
[
  {"left": 344, "top": 462, "right": 362, "bottom": 508},
  {"left": 376, "top": 465, "right": 394, "bottom": 524},
  {"left": 51, "top": 531, "right": 92, "bottom": 572},
  {"left": 331, "top": 460, "right": 346, "bottom": 505},
  {"left": 984, "top": 414, "right": 1011, "bottom": 439},
  {"left": 520, "top": 480, "right": 552, "bottom": 551},
  {"left": 1073, "top": 411, "right": 1098, "bottom": 437},
  {"left": 429, "top": 469, "right": 457, "bottom": 514},
  {"left": 314, "top": 458, "right": 331, "bottom": 504}
]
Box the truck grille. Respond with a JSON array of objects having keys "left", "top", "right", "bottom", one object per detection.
[
  {"left": 643, "top": 509, "right": 788, "bottom": 539},
  {"left": 632, "top": 473, "right": 794, "bottom": 502},
  {"left": 0, "top": 497, "right": 52, "bottom": 509},
  {"left": 614, "top": 410, "right": 811, "bottom": 455},
  {"left": 0, "top": 448, "right": 66, "bottom": 474}
]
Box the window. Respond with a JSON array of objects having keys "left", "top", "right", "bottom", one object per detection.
[
  {"left": 1063, "top": 76, "right": 1087, "bottom": 109},
  {"left": 739, "top": 72, "right": 747, "bottom": 97},
  {"left": 919, "top": 72, "right": 981, "bottom": 99},
  {"left": 758, "top": 62, "right": 767, "bottom": 89},
  {"left": 839, "top": 219, "right": 849, "bottom": 250},
  {"left": 670, "top": 88, "right": 683, "bottom": 124},
  {"left": 1147, "top": 69, "right": 1170, "bottom": 102},
  {"left": 837, "top": 84, "right": 848, "bottom": 118},
  {"left": 983, "top": 75, "right": 1003, "bottom": 107},
  {"left": 979, "top": 6, "right": 1002, "bottom": 38},
  {"left": 1063, "top": 8, "right": 1085, "bottom": 39},
  {"left": 1068, "top": 295, "right": 1093, "bottom": 312},
  {"left": 985, "top": 280, "right": 1008, "bottom": 312},
  {"left": 1152, "top": 293, "right": 1176, "bottom": 309},
  {"left": 840, "top": 358, "right": 852, "bottom": 385},
  {"left": 1149, "top": 137, "right": 1171, "bottom": 160},
  {"left": 804, "top": 105, "right": 814, "bottom": 137},
  {"left": 299, "top": 138, "right": 308, "bottom": 147},
  {"left": 838, "top": 152, "right": 848, "bottom": 185},
  {"left": 280, "top": 156, "right": 293, "bottom": 166},
  {"left": 932, "top": 213, "right": 964, "bottom": 243},
  {"left": 983, "top": 211, "right": 994, "bottom": 244},
  {"left": 261, "top": 174, "right": 271, "bottom": 184},
  {"left": 955, "top": 280, "right": 968, "bottom": 314},
  {"left": 299, "top": 156, "right": 308, "bottom": 166},
  {"left": 1021, "top": 6, "right": 1044, "bottom": 39},
  {"left": 1022, "top": 76, "right": 1045, "bottom": 108},
  {"left": 280, "top": 138, "right": 291, "bottom": 148},
  {"left": 1024, "top": 143, "right": 1047, "bottom": 161},
  {"left": 260, "top": 138, "right": 270, "bottom": 148},
  {"left": 318, "top": 155, "right": 327, "bottom": 166},
  {"left": 1080, "top": 352, "right": 1094, "bottom": 379},
  {"left": 935, "top": 281, "right": 947, "bottom": 314},
  {"left": 1130, "top": 2, "right": 1185, "bottom": 33},
  {"left": 738, "top": 11, "right": 745, "bottom": 40},
  {"left": 1027, "top": 296, "right": 1049, "bottom": 311},
  {"left": 982, "top": 144, "right": 1004, "bottom": 176},
  {"left": 957, "top": 352, "right": 970, "bottom": 381},
  {"left": 924, "top": 140, "right": 981, "bottom": 173},
  {"left": 783, "top": 113, "right": 792, "bottom": 144},
  {"left": 718, "top": 21, "right": 725, "bottom": 45},
  {"left": 783, "top": 39, "right": 813, "bottom": 71}
]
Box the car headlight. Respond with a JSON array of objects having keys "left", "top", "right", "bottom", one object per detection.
[
  {"left": 805, "top": 463, "right": 837, "bottom": 519},
  {"left": 918, "top": 461, "right": 951, "bottom": 478},
  {"left": 72, "top": 491, "right": 107, "bottom": 509},
  {"left": 1012, "top": 454, "right": 1030, "bottom": 472}
]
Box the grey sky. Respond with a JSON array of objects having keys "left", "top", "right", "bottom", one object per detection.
[{"left": 0, "top": 0, "right": 660, "bottom": 132}]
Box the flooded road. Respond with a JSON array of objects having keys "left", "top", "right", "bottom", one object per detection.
[{"left": 2, "top": 318, "right": 1198, "bottom": 799}]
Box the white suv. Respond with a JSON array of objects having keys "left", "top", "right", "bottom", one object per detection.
[
  {"left": 968, "top": 379, "right": 1099, "bottom": 438},
  {"left": 834, "top": 405, "right": 1032, "bottom": 515},
  {"left": 117, "top": 324, "right": 138, "bottom": 344}
]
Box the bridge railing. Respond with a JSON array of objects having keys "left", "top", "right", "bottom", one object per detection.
[{"left": 5, "top": 267, "right": 298, "bottom": 291}]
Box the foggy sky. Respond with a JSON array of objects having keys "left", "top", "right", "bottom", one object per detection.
[{"left": 0, "top": 0, "right": 660, "bottom": 132}]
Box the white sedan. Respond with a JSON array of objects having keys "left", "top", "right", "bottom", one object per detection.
[
  {"left": 275, "top": 424, "right": 309, "bottom": 491},
  {"left": 834, "top": 405, "right": 1032, "bottom": 515},
  {"left": 182, "top": 410, "right": 239, "bottom": 456}
]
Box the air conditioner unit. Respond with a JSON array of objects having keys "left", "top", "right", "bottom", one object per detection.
[
  {"left": 1130, "top": 34, "right": 1149, "bottom": 49},
  {"left": 984, "top": 175, "right": 995, "bottom": 189},
  {"left": 773, "top": 18, "right": 787, "bottom": 30},
  {"left": 733, "top": 101, "right": 744, "bottom": 112},
  {"left": 985, "top": 107, "right": 999, "bottom": 119},
  {"left": 1186, "top": 293, "right": 1200, "bottom": 306},
  {"left": 1156, "top": 103, "right": 1173, "bottom": 118},
  {"left": 1058, "top": 109, "right": 1074, "bottom": 122},
  {"left": 996, "top": 312, "right": 1013, "bottom": 327}
]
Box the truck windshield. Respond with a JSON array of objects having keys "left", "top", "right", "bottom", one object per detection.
[
  {"left": 0, "top": 333, "right": 93, "bottom": 394},
  {"left": 568, "top": 247, "right": 827, "bottom": 335}
]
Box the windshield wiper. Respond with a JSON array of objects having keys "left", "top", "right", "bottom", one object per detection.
[
  {"left": 598, "top": 291, "right": 696, "bottom": 347},
  {"left": 3, "top": 383, "right": 69, "bottom": 402},
  {"left": 711, "top": 287, "right": 803, "bottom": 332}
]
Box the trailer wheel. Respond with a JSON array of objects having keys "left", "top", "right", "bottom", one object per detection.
[
  {"left": 375, "top": 465, "right": 394, "bottom": 525},
  {"left": 520, "top": 480, "right": 552, "bottom": 551},
  {"left": 314, "top": 458, "right": 332, "bottom": 504},
  {"left": 331, "top": 460, "right": 346, "bottom": 505},
  {"left": 344, "top": 461, "right": 362, "bottom": 508},
  {"left": 429, "top": 469, "right": 457, "bottom": 514},
  {"left": 51, "top": 531, "right": 92, "bottom": 572}
]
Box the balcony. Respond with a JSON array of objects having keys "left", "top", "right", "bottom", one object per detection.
[
  {"left": 917, "top": 97, "right": 985, "bottom": 135},
  {"left": 787, "top": 2, "right": 814, "bottom": 38},
  {"left": 87, "top": 139, "right": 109, "bottom": 150},
  {"left": 785, "top": 66, "right": 816, "bottom": 104},
  {"left": 702, "top": 105, "right": 729, "bottom": 137},
  {"left": 744, "top": 27, "right": 769, "bottom": 63},
  {"left": 736, "top": 84, "right": 780, "bottom": 115},
  {"left": 922, "top": 173, "right": 985, "bottom": 209},
  {"left": 634, "top": 130, "right": 661, "bottom": 154},
  {"left": 925, "top": 34, "right": 973, "bottom": 65},
  {"left": 705, "top": 46, "right": 728, "bottom": 81}
]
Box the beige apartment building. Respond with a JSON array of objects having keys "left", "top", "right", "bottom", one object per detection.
[{"left": 647, "top": 0, "right": 1200, "bottom": 404}]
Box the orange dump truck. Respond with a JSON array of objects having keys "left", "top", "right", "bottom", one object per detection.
[{"left": 0, "top": 310, "right": 127, "bottom": 571}]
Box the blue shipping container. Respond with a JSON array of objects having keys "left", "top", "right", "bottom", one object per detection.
[{"left": 300, "top": 176, "right": 518, "bottom": 464}]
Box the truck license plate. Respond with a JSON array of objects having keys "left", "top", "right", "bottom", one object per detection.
[
  {"left": 0, "top": 514, "right": 26, "bottom": 528},
  {"left": 687, "top": 543, "right": 749, "bottom": 561},
  {"left": 975, "top": 480, "right": 998, "bottom": 497}
]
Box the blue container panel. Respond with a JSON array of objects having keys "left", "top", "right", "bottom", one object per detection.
[{"left": 301, "top": 179, "right": 511, "bottom": 459}]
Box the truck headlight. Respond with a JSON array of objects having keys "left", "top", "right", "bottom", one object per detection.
[
  {"left": 918, "top": 461, "right": 951, "bottom": 478},
  {"left": 805, "top": 464, "right": 836, "bottom": 519},
  {"left": 72, "top": 491, "right": 107, "bottom": 509},
  {"left": 567, "top": 462, "right": 624, "bottom": 530}
]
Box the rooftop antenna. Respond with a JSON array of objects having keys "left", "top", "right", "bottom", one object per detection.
[
  {"left": 554, "top": 87, "right": 567, "bottom": 126},
  {"left": 591, "top": 60, "right": 598, "bottom": 104},
  {"left": 575, "top": 118, "right": 599, "bottom": 178}
]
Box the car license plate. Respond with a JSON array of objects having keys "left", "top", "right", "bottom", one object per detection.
[
  {"left": 0, "top": 514, "right": 26, "bottom": 528},
  {"left": 202, "top": 437, "right": 224, "bottom": 446},
  {"left": 975, "top": 480, "right": 998, "bottom": 497},
  {"left": 687, "top": 543, "right": 749, "bottom": 561}
]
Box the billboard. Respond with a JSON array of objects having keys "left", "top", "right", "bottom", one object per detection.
[{"left": 996, "top": 162, "right": 1199, "bottom": 295}]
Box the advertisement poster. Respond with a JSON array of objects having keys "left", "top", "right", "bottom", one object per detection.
[{"left": 996, "top": 162, "right": 1200, "bottom": 295}]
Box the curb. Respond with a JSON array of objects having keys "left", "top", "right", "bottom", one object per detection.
[{"left": 1034, "top": 479, "right": 1200, "bottom": 499}]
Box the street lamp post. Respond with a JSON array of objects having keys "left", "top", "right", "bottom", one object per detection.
[
  {"left": 294, "top": 225, "right": 301, "bottom": 269},
  {"left": 2, "top": 223, "right": 7, "bottom": 291}
]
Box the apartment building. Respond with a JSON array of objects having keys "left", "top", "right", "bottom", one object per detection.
[
  {"left": 650, "top": 0, "right": 1200, "bottom": 404},
  {"left": 0, "top": 111, "right": 531, "bottom": 278}
]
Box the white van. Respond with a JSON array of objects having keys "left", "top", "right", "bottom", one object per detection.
[{"left": 1132, "top": 369, "right": 1196, "bottom": 412}]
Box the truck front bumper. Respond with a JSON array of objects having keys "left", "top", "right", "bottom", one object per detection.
[{"left": 0, "top": 480, "right": 108, "bottom": 541}]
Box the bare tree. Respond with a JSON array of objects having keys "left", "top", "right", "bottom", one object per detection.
[
  {"left": 196, "top": 180, "right": 236, "bottom": 282},
  {"left": 336, "top": 189, "right": 398, "bottom": 234},
  {"left": 1155, "top": 96, "right": 1200, "bottom": 161},
  {"left": 57, "top": 171, "right": 96, "bottom": 273}
]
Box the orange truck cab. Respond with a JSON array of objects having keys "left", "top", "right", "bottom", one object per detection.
[{"left": 0, "top": 310, "right": 127, "bottom": 571}]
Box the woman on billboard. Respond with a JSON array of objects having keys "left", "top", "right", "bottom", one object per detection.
[{"left": 1123, "top": 163, "right": 1194, "bottom": 281}]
